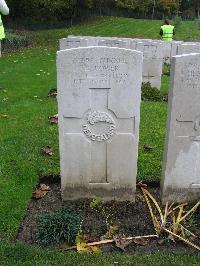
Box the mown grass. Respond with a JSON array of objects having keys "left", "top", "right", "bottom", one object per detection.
[
  {"left": 0, "top": 16, "right": 199, "bottom": 264},
  {"left": 1, "top": 241, "right": 200, "bottom": 266},
  {"left": 21, "top": 17, "right": 200, "bottom": 47},
  {"left": 0, "top": 47, "right": 168, "bottom": 237}
]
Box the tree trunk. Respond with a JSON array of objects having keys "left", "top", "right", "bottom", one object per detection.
[{"left": 152, "top": 0, "right": 156, "bottom": 20}]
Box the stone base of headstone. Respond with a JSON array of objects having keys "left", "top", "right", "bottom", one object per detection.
[{"left": 161, "top": 187, "right": 200, "bottom": 204}]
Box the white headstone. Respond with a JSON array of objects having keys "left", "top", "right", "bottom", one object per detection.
[
  {"left": 177, "top": 43, "right": 200, "bottom": 55},
  {"left": 135, "top": 41, "right": 163, "bottom": 89},
  {"left": 57, "top": 46, "right": 143, "bottom": 201},
  {"left": 98, "top": 39, "right": 127, "bottom": 48},
  {"left": 59, "top": 37, "right": 89, "bottom": 50},
  {"left": 171, "top": 41, "right": 183, "bottom": 57},
  {"left": 161, "top": 53, "right": 200, "bottom": 203}
]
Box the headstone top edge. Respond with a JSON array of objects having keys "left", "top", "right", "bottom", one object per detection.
[
  {"left": 172, "top": 53, "right": 200, "bottom": 59},
  {"left": 57, "top": 46, "right": 143, "bottom": 56}
]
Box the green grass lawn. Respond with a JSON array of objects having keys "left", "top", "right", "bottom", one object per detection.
[
  {"left": 22, "top": 16, "right": 200, "bottom": 47},
  {"left": 0, "top": 17, "right": 199, "bottom": 264}
]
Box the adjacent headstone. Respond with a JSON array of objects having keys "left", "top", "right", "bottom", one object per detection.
[
  {"left": 135, "top": 41, "right": 163, "bottom": 89},
  {"left": 59, "top": 37, "right": 89, "bottom": 50},
  {"left": 161, "top": 53, "right": 200, "bottom": 203},
  {"left": 57, "top": 46, "right": 143, "bottom": 201},
  {"left": 161, "top": 41, "right": 172, "bottom": 64},
  {"left": 177, "top": 43, "right": 200, "bottom": 55},
  {"left": 171, "top": 41, "right": 183, "bottom": 57},
  {"left": 98, "top": 39, "right": 127, "bottom": 48}
]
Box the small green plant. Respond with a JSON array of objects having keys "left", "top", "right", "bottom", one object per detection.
[
  {"left": 163, "top": 63, "right": 170, "bottom": 76},
  {"left": 141, "top": 82, "right": 162, "bottom": 102},
  {"left": 37, "top": 208, "right": 82, "bottom": 246},
  {"left": 90, "top": 196, "right": 102, "bottom": 208}
]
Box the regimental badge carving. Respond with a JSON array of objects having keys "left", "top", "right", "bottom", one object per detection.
[{"left": 82, "top": 110, "right": 116, "bottom": 142}]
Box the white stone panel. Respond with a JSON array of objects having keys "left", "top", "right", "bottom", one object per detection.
[
  {"left": 59, "top": 37, "right": 89, "bottom": 50},
  {"left": 57, "top": 46, "right": 143, "bottom": 201},
  {"left": 161, "top": 53, "right": 200, "bottom": 203}
]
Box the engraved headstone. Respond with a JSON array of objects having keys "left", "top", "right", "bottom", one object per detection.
[
  {"left": 57, "top": 46, "right": 143, "bottom": 201},
  {"left": 98, "top": 39, "right": 127, "bottom": 48},
  {"left": 135, "top": 41, "right": 163, "bottom": 89},
  {"left": 161, "top": 53, "right": 200, "bottom": 203},
  {"left": 177, "top": 43, "right": 200, "bottom": 55},
  {"left": 59, "top": 37, "right": 89, "bottom": 50}
]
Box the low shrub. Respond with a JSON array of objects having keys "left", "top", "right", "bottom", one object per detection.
[
  {"left": 37, "top": 208, "right": 82, "bottom": 246},
  {"left": 141, "top": 82, "right": 164, "bottom": 102},
  {"left": 1, "top": 32, "right": 30, "bottom": 53},
  {"left": 173, "top": 16, "right": 182, "bottom": 29}
]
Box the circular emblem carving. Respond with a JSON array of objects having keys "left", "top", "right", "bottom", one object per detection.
[{"left": 82, "top": 110, "right": 116, "bottom": 142}]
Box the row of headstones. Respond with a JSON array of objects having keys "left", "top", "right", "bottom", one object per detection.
[
  {"left": 59, "top": 36, "right": 200, "bottom": 91},
  {"left": 57, "top": 41, "right": 200, "bottom": 204}
]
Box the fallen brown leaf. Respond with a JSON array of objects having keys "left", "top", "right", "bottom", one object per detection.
[
  {"left": 32, "top": 189, "right": 47, "bottom": 199},
  {"left": 48, "top": 88, "right": 57, "bottom": 97},
  {"left": 32, "top": 183, "right": 51, "bottom": 199},
  {"left": 113, "top": 234, "right": 132, "bottom": 251},
  {"left": 40, "top": 184, "right": 51, "bottom": 191},
  {"left": 143, "top": 145, "right": 153, "bottom": 151},
  {"left": 133, "top": 237, "right": 148, "bottom": 246},
  {"left": 41, "top": 145, "right": 53, "bottom": 156},
  {"left": 49, "top": 115, "right": 58, "bottom": 125},
  {"left": 162, "top": 95, "right": 168, "bottom": 102}
]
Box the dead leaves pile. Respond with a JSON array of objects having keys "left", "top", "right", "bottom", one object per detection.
[
  {"left": 41, "top": 145, "right": 53, "bottom": 156},
  {"left": 32, "top": 183, "right": 51, "bottom": 199}
]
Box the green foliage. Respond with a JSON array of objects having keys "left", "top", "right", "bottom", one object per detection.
[
  {"left": 90, "top": 197, "right": 103, "bottom": 208},
  {"left": 162, "top": 63, "right": 170, "bottom": 76},
  {"left": 2, "top": 32, "right": 30, "bottom": 53},
  {"left": 37, "top": 208, "right": 81, "bottom": 245},
  {"left": 141, "top": 82, "right": 163, "bottom": 102},
  {"left": 173, "top": 15, "right": 182, "bottom": 28},
  {"left": 6, "top": 0, "right": 200, "bottom": 23}
]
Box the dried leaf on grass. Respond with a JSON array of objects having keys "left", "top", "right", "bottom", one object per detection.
[
  {"left": 41, "top": 145, "right": 53, "bottom": 156},
  {"left": 32, "top": 184, "right": 50, "bottom": 199},
  {"left": 49, "top": 114, "right": 58, "bottom": 125},
  {"left": 143, "top": 145, "right": 153, "bottom": 151},
  {"left": 48, "top": 88, "right": 57, "bottom": 97},
  {"left": 0, "top": 113, "right": 7, "bottom": 118}
]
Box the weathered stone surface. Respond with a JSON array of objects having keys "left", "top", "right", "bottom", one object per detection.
[
  {"left": 98, "top": 39, "right": 128, "bottom": 48},
  {"left": 161, "top": 41, "right": 172, "bottom": 64},
  {"left": 177, "top": 43, "right": 200, "bottom": 55},
  {"left": 57, "top": 46, "right": 143, "bottom": 201},
  {"left": 161, "top": 53, "right": 200, "bottom": 203},
  {"left": 171, "top": 41, "right": 183, "bottom": 57},
  {"left": 135, "top": 41, "right": 163, "bottom": 89},
  {"left": 59, "top": 37, "right": 89, "bottom": 50}
]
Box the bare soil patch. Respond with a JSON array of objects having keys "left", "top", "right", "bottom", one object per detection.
[{"left": 17, "top": 176, "right": 200, "bottom": 253}]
